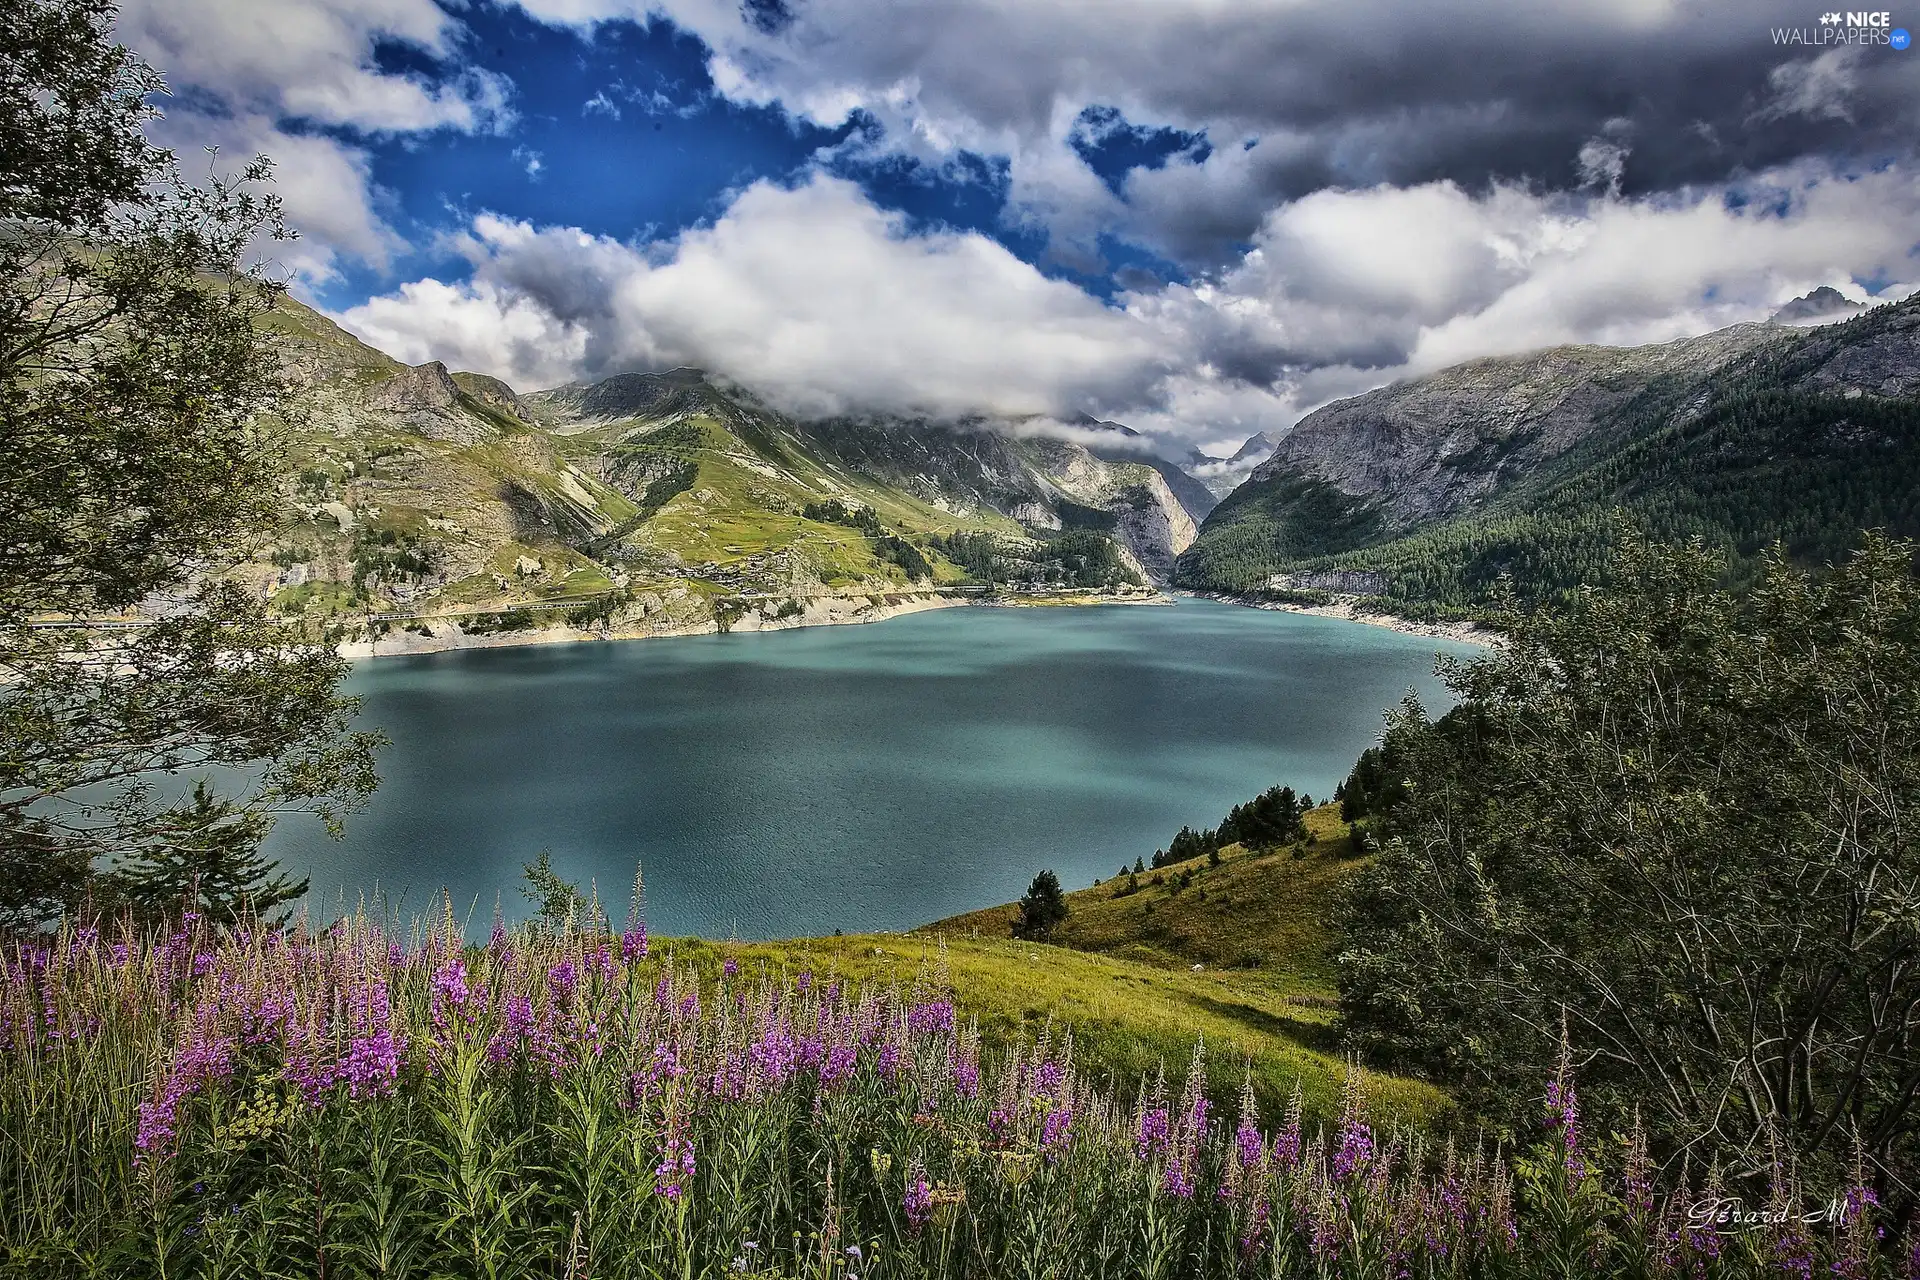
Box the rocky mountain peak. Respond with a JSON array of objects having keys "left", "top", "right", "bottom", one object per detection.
[{"left": 1772, "top": 286, "right": 1865, "bottom": 325}]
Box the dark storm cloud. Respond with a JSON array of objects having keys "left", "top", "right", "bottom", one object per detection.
[{"left": 588, "top": 0, "right": 1920, "bottom": 269}]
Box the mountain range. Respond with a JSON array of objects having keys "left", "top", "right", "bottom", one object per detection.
[
  {"left": 253, "top": 285, "right": 1919, "bottom": 638},
  {"left": 247, "top": 296, "right": 1213, "bottom": 643},
  {"left": 1176, "top": 293, "right": 1920, "bottom": 616}
]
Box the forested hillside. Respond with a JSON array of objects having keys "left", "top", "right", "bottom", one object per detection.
[{"left": 1177, "top": 297, "right": 1920, "bottom": 615}]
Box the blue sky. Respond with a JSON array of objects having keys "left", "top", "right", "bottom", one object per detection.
[{"left": 118, "top": 0, "right": 1920, "bottom": 453}]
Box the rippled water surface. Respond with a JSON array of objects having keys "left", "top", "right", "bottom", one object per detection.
[{"left": 267, "top": 598, "right": 1477, "bottom": 937}]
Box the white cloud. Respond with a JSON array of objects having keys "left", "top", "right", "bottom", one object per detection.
[
  {"left": 503, "top": 0, "right": 1873, "bottom": 270},
  {"left": 338, "top": 276, "right": 592, "bottom": 387},
  {"left": 116, "top": 0, "right": 515, "bottom": 278},
  {"left": 1577, "top": 138, "right": 1630, "bottom": 196},
  {"left": 118, "top": 0, "right": 511, "bottom": 135},
  {"left": 332, "top": 163, "right": 1920, "bottom": 457},
  {"left": 335, "top": 175, "right": 1166, "bottom": 417},
  {"left": 1755, "top": 49, "right": 1858, "bottom": 123}
]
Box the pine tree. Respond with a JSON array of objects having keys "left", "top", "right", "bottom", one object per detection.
[
  {"left": 118, "top": 783, "right": 308, "bottom": 925},
  {"left": 1011, "top": 870, "right": 1068, "bottom": 942}
]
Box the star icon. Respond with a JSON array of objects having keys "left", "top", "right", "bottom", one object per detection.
[{"left": 1820, "top": 11, "right": 1841, "bottom": 22}]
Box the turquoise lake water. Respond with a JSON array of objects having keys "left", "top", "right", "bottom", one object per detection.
[{"left": 265, "top": 597, "right": 1478, "bottom": 938}]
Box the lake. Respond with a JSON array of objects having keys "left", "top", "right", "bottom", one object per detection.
[{"left": 266, "top": 597, "right": 1478, "bottom": 938}]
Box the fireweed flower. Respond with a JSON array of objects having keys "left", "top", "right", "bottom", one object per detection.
[
  {"left": 1234, "top": 1116, "right": 1263, "bottom": 1172},
  {"left": 134, "top": 1091, "right": 181, "bottom": 1162},
  {"left": 429, "top": 958, "right": 474, "bottom": 1025},
  {"left": 1041, "top": 1104, "right": 1073, "bottom": 1156},
  {"left": 44, "top": 922, "right": 1909, "bottom": 1278},
  {"left": 654, "top": 1119, "right": 695, "bottom": 1199},
  {"left": 1273, "top": 1084, "right": 1305, "bottom": 1171},
  {"left": 1332, "top": 1074, "right": 1374, "bottom": 1181},
  {"left": 907, "top": 999, "right": 954, "bottom": 1036},
  {"left": 821, "top": 1039, "right": 857, "bottom": 1086},
  {"left": 489, "top": 994, "right": 536, "bottom": 1063},
  {"left": 1543, "top": 1075, "right": 1586, "bottom": 1182},
  {"left": 1136, "top": 1107, "right": 1171, "bottom": 1158},
  {"left": 904, "top": 1160, "right": 933, "bottom": 1232}
]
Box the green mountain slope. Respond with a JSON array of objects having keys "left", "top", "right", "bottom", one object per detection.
[
  {"left": 245, "top": 297, "right": 1215, "bottom": 645},
  {"left": 912, "top": 803, "right": 1413, "bottom": 1118},
  {"left": 1176, "top": 296, "right": 1920, "bottom": 615}
]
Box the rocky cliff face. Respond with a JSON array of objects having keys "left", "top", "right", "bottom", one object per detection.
[
  {"left": 1789, "top": 302, "right": 1920, "bottom": 398},
  {"left": 1179, "top": 293, "right": 1920, "bottom": 605},
  {"left": 1250, "top": 324, "right": 1788, "bottom": 530},
  {"left": 784, "top": 415, "right": 1207, "bottom": 583}
]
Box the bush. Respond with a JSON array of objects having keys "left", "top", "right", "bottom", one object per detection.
[{"left": 1339, "top": 535, "right": 1920, "bottom": 1199}]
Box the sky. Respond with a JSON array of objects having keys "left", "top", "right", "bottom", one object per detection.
[{"left": 118, "top": 0, "right": 1920, "bottom": 458}]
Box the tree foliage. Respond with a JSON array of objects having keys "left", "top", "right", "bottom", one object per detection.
[
  {"left": 1150, "top": 785, "right": 1306, "bottom": 869},
  {"left": 0, "top": 0, "right": 380, "bottom": 930},
  {"left": 928, "top": 529, "right": 1142, "bottom": 591},
  {"left": 521, "top": 849, "right": 588, "bottom": 933},
  {"left": 1012, "top": 869, "right": 1069, "bottom": 942},
  {"left": 1337, "top": 536, "right": 1920, "bottom": 1193}
]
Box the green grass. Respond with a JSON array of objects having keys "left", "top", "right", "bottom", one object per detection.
[
  {"left": 672, "top": 930, "right": 1446, "bottom": 1131},
  {"left": 926, "top": 805, "right": 1363, "bottom": 983},
  {"left": 896, "top": 805, "right": 1411, "bottom": 1124}
]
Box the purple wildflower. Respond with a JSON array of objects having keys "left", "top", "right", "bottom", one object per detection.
[
  {"left": 654, "top": 1121, "right": 695, "bottom": 1199},
  {"left": 1041, "top": 1105, "right": 1073, "bottom": 1155},
  {"left": 1136, "top": 1106, "right": 1171, "bottom": 1158},
  {"left": 342, "top": 1029, "right": 403, "bottom": 1099},
  {"left": 904, "top": 1160, "right": 933, "bottom": 1231},
  {"left": 1333, "top": 1113, "right": 1374, "bottom": 1181}
]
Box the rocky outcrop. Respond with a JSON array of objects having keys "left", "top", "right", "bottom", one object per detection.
[
  {"left": 1771, "top": 286, "right": 1864, "bottom": 325},
  {"left": 1028, "top": 442, "right": 1198, "bottom": 583},
  {"left": 370, "top": 361, "right": 460, "bottom": 412},
  {"left": 453, "top": 371, "right": 532, "bottom": 423},
  {"left": 1108, "top": 473, "right": 1199, "bottom": 582},
  {"left": 1790, "top": 302, "right": 1920, "bottom": 399},
  {"left": 369, "top": 362, "right": 494, "bottom": 445},
  {"left": 1269, "top": 569, "right": 1387, "bottom": 595},
  {"left": 1249, "top": 323, "right": 1789, "bottom": 530}
]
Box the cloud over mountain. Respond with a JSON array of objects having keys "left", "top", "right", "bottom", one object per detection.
[{"left": 338, "top": 163, "right": 1920, "bottom": 451}]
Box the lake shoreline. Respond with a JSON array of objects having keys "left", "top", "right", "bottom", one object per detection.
[
  {"left": 278, "top": 594, "right": 1472, "bottom": 939},
  {"left": 338, "top": 589, "right": 1172, "bottom": 660},
  {"left": 1188, "top": 591, "right": 1493, "bottom": 646}
]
